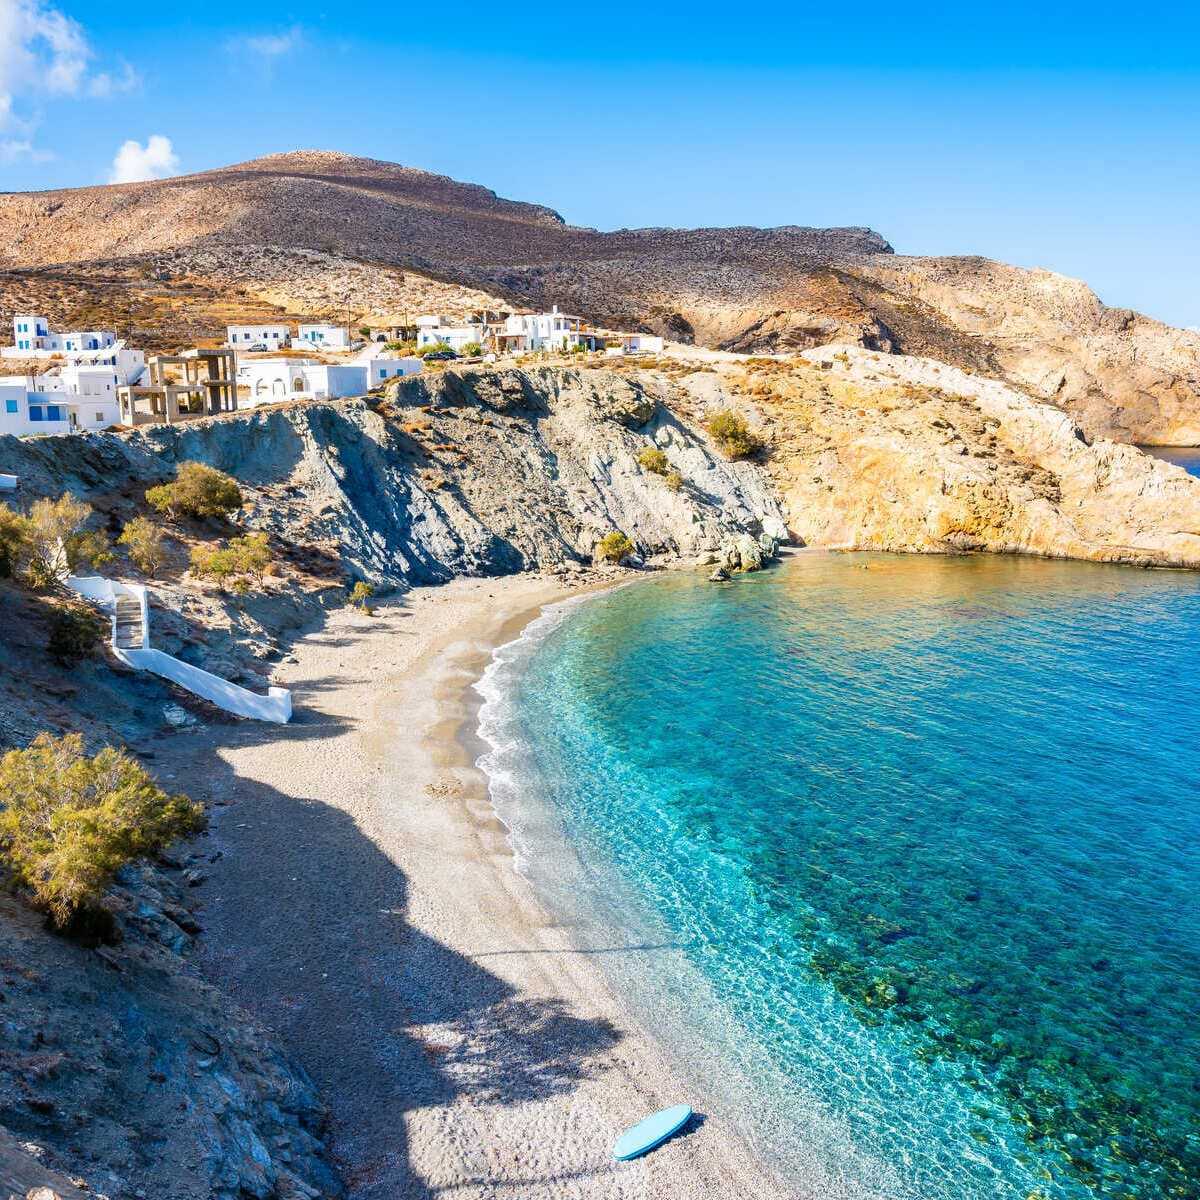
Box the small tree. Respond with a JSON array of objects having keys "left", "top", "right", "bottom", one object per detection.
[
  {"left": 706, "top": 410, "right": 763, "bottom": 460},
  {"left": 594, "top": 531, "right": 635, "bottom": 564},
  {"left": 636, "top": 446, "right": 670, "bottom": 476},
  {"left": 117, "top": 515, "right": 166, "bottom": 577},
  {"left": 0, "top": 733, "right": 205, "bottom": 932},
  {"left": 350, "top": 580, "right": 374, "bottom": 612},
  {"left": 25, "top": 495, "right": 101, "bottom": 587},
  {"left": 46, "top": 602, "right": 106, "bottom": 667},
  {"left": 190, "top": 532, "right": 273, "bottom": 592},
  {"left": 146, "top": 462, "right": 243, "bottom": 521},
  {"left": 0, "top": 505, "right": 29, "bottom": 578}
]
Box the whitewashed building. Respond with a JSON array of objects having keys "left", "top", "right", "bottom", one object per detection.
[
  {"left": 415, "top": 315, "right": 488, "bottom": 354},
  {"left": 1, "top": 379, "right": 78, "bottom": 436},
  {"left": 495, "top": 307, "right": 600, "bottom": 353},
  {"left": 605, "top": 333, "right": 665, "bottom": 355},
  {"left": 226, "top": 324, "right": 290, "bottom": 350},
  {"left": 237, "top": 357, "right": 421, "bottom": 406},
  {"left": 6, "top": 314, "right": 119, "bottom": 356},
  {"left": 0, "top": 358, "right": 131, "bottom": 436},
  {"left": 294, "top": 324, "right": 352, "bottom": 350}
]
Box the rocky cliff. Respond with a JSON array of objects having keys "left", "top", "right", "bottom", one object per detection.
[{"left": 685, "top": 346, "right": 1200, "bottom": 565}]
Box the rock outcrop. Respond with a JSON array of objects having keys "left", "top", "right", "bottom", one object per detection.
[
  {"left": 0, "top": 863, "right": 339, "bottom": 1200},
  {"left": 716, "top": 346, "right": 1200, "bottom": 566}
]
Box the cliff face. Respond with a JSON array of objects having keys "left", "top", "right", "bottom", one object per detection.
[
  {"left": 119, "top": 365, "right": 786, "bottom": 586},
  {"left": 701, "top": 347, "right": 1200, "bottom": 566}
]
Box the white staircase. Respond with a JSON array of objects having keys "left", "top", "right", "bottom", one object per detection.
[{"left": 65, "top": 575, "right": 292, "bottom": 724}]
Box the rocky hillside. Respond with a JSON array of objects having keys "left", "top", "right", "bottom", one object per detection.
[{"left": 5, "top": 150, "right": 1195, "bottom": 441}]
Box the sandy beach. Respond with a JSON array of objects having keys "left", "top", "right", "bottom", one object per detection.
[{"left": 174, "top": 573, "right": 792, "bottom": 1200}]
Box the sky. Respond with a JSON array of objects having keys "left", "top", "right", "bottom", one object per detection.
[{"left": 1, "top": 1, "right": 1198, "bottom": 327}]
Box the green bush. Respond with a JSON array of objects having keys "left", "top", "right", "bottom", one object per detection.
[
  {"left": 0, "top": 733, "right": 205, "bottom": 931},
  {"left": 461, "top": 342, "right": 483, "bottom": 358},
  {"left": 664, "top": 469, "right": 684, "bottom": 492},
  {"left": 46, "top": 602, "right": 106, "bottom": 667},
  {"left": 117, "top": 515, "right": 166, "bottom": 577},
  {"left": 636, "top": 446, "right": 670, "bottom": 475},
  {"left": 385, "top": 339, "right": 418, "bottom": 354},
  {"left": 416, "top": 341, "right": 453, "bottom": 358},
  {"left": 0, "top": 505, "right": 29, "bottom": 578},
  {"left": 706, "top": 410, "right": 763, "bottom": 460},
  {"left": 594, "top": 531, "right": 635, "bottom": 564},
  {"left": 350, "top": 580, "right": 374, "bottom": 611},
  {"left": 146, "top": 462, "right": 243, "bottom": 521},
  {"left": 190, "top": 532, "right": 273, "bottom": 591}
]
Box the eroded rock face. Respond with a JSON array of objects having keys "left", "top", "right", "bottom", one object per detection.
[
  {"left": 725, "top": 346, "right": 1200, "bottom": 567},
  {"left": 110, "top": 366, "right": 786, "bottom": 587},
  {"left": 0, "top": 865, "right": 339, "bottom": 1200}
]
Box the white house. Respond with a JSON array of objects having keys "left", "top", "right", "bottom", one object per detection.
[
  {"left": 495, "top": 307, "right": 599, "bottom": 353},
  {"left": 35, "top": 363, "right": 125, "bottom": 428},
  {"left": 294, "top": 324, "right": 352, "bottom": 350},
  {"left": 226, "top": 324, "right": 290, "bottom": 350},
  {"left": 368, "top": 358, "right": 422, "bottom": 386},
  {"left": 414, "top": 315, "right": 488, "bottom": 353},
  {"left": 6, "top": 314, "right": 118, "bottom": 355},
  {"left": 0, "top": 380, "right": 75, "bottom": 437},
  {"left": 605, "top": 333, "right": 665, "bottom": 355},
  {"left": 237, "top": 357, "right": 421, "bottom": 407}
]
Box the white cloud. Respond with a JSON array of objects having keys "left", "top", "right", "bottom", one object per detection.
[
  {"left": 228, "top": 26, "right": 304, "bottom": 60},
  {"left": 87, "top": 60, "right": 140, "bottom": 98},
  {"left": 0, "top": 1, "right": 138, "bottom": 160},
  {"left": 108, "top": 134, "right": 179, "bottom": 184}
]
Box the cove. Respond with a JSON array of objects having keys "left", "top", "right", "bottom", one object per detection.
[{"left": 477, "top": 552, "right": 1200, "bottom": 1200}]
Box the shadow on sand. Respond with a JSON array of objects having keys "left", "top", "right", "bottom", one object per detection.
[{"left": 166, "top": 639, "right": 625, "bottom": 1200}]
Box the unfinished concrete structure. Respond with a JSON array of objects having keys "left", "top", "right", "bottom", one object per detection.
[{"left": 117, "top": 349, "right": 238, "bottom": 426}]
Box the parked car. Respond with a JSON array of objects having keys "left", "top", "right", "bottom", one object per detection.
[
  {"left": 247, "top": 342, "right": 268, "bottom": 352},
  {"left": 423, "top": 349, "right": 458, "bottom": 361}
]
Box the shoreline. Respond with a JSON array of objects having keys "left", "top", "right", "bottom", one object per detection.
[{"left": 179, "top": 571, "right": 792, "bottom": 1200}]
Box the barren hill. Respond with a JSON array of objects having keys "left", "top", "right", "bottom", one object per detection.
[{"left": 1, "top": 149, "right": 1198, "bottom": 442}]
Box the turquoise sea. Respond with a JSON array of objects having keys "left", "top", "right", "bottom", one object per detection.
[{"left": 476, "top": 553, "right": 1200, "bottom": 1200}]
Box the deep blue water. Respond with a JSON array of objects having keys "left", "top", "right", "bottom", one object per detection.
[
  {"left": 476, "top": 554, "right": 1200, "bottom": 1200},
  {"left": 1143, "top": 446, "right": 1200, "bottom": 478}
]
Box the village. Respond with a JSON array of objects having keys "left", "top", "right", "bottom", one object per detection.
[{"left": 0, "top": 307, "right": 665, "bottom": 436}]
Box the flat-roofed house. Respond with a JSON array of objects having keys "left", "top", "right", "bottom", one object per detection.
[
  {"left": 495, "top": 307, "right": 600, "bottom": 353},
  {"left": 414, "top": 315, "right": 489, "bottom": 353},
  {"left": 226, "top": 324, "right": 290, "bottom": 350},
  {"left": 6, "top": 314, "right": 119, "bottom": 356},
  {"left": 237, "top": 357, "right": 422, "bottom": 406},
  {"left": 294, "top": 324, "right": 352, "bottom": 350}
]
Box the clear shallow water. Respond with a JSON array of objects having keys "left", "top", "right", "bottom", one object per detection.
[{"left": 476, "top": 554, "right": 1200, "bottom": 1200}]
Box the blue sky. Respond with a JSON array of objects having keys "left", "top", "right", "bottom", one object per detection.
[{"left": 1, "top": 1, "right": 1198, "bottom": 327}]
